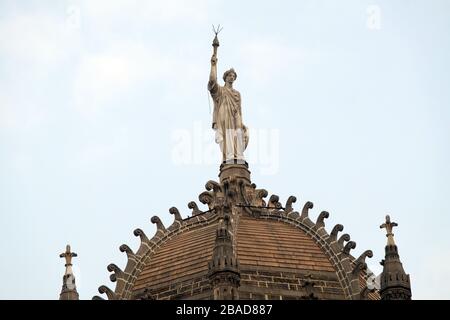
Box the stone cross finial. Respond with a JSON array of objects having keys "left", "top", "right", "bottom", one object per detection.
[
  {"left": 380, "top": 215, "right": 398, "bottom": 246},
  {"left": 60, "top": 244, "right": 77, "bottom": 275}
]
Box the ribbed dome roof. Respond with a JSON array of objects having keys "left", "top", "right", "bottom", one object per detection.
[
  {"left": 94, "top": 164, "right": 379, "bottom": 300},
  {"left": 237, "top": 216, "right": 335, "bottom": 272},
  {"left": 133, "top": 220, "right": 217, "bottom": 294}
]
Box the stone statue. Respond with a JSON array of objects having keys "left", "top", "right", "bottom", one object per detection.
[{"left": 208, "top": 27, "right": 249, "bottom": 163}]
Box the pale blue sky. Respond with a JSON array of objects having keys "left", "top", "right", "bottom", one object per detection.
[{"left": 0, "top": 0, "right": 449, "bottom": 299}]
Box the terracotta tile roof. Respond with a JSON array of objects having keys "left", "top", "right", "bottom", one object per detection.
[
  {"left": 132, "top": 214, "right": 342, "bottom": 296},
  {"left": 236, "top": 216, "right": 335, "bottom": 272},
  {"left": 133, "top": 221, "right": 217, "bottom": 291}
]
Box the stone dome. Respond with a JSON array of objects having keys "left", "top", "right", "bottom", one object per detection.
[{"left": 94, "top": 163, "right": 379, "bottom": 300}]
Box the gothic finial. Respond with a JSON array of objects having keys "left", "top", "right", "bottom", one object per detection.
[
  {"left": 59, "top": 245, "right": 78, "bottom": 276},
  {"left": 315, "top": 211, "right": 329, "bottom": 229},
  {"left": 268, "top": 194, "right": 282, "bottom": 209},
  {"left": 254, "top": 189, "right": 268, "bottom": 206},
  {"left": 59, "top": 244, "right": 77, "bottom": 275},
  {"left": 98, "top": 285, "right": 117, "bottom": 300},
  {"left": 300, "top": 201, "right": 314, "bottom": 219},
  {"left": 151, "top": 216, "right": 166, "bottom": 233},
  {"left": 107, "top": 263, "right": 124, "bottom": 283},
  {"left": 119, "top": 244, "right": 135, "bottom": 259},
  {"left": 356, "top": 250, "right": 373, "bottom": 264},
  {"left": 133, "top": 228, "right": 149, "bottom": 244},
  {"left": 353, "top": 250, "right": 373, "bottom": 275},
  {"left": 255, "top": 189, "right": 268, "bottom": 198},
  {"left": 330, "top": 224, "right": 344, "bottom": 242},
  {"left": 338, "top": 234, "right": 350, "bottom": 248},
  {"left": 285, "top": 196, "right": 297, "bottom": 213},
  {"left": 169, "top": 207, "right": 182, "bottom": 222},
  {"left": 206, "top": 180, "right": 222, "bottom": 193},
  {"left": 188, "top": 201, "right": 202, "bottom": 216},
  {"left": 59, "top": 244, "right": 79, "bottom": 300},
  {"left": 343, "top": 241, "right": 357, "bottom": 255},
  {"left": 199, "top": 191, "right": 214, "bottom": 207},
  {"left": 380, "top": 214, "right": 398, "bottom": 246}
]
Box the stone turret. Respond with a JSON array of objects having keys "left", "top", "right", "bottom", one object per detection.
[
  {"left": 379, "top": 215, "right": 412, "bottom": 300},
  {"left": 59, "top": 244, "right": 79, "bottom": 300},
  {"left": 207, "top": 201, "right": 240, "bottom": 300}
]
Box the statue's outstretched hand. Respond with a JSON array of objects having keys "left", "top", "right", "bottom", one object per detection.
[{"left": 211, "top": 55, "right": 217, "bottom": 66}]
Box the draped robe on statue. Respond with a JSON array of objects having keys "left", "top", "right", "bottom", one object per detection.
[{"left": 208, "top": 79, "right": 249, "bottom": 162}]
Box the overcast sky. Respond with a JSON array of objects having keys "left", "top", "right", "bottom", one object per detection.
[{"left": 1, "top": 0, "right": 449, "bottom": 299}]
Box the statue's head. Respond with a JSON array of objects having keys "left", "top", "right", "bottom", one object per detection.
[{"left": 223, "top": 68, "right": 237, "bottom": 83}]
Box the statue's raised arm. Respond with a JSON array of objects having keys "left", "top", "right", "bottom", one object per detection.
[
  {"left": 209, "top": 54, "right": 218, "bottom": 95},
  {"left": 208, "top": 26, "right": 220, "bottom": 98}
]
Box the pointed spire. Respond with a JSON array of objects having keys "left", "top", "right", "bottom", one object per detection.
[
  {"left": 59, "top": 244, "right": 79, "bottom": 300},
  {"left": 379, "top": 216, "right": 412, "bottom": 300}
]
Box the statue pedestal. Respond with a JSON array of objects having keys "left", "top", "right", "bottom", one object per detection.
[{"left": 219, "top": 160, "right": 251, "bottom": 184}]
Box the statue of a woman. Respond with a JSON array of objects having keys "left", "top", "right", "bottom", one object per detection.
[{"left": 208, "top": 35, "right": 249, "bottom": 163}]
